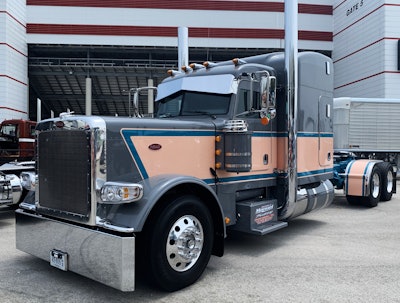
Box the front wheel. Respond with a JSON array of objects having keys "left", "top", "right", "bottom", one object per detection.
[{"left": 145, "top": 195, "right": 214, "bottom": 291}]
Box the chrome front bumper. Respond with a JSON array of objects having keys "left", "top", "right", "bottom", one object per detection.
[{"left": 15, "top": 209, "right": 136, "bottom": 291}]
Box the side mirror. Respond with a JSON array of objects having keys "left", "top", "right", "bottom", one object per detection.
[
  {"left": 268, "top": 76, "right": 276, "bottom": 108},
  {"left": 260, "top": 75, "right": 277, "bottom": 119},
  {"left": 260, "top": 75, "right": 276, "bottom": 108},
  {"left": 132, "top": 91, "right": 141, "bottom": 117},
  {"left": 130, "top": 87, "right": 157, "bottom": 118}
]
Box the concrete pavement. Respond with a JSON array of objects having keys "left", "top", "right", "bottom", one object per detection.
[{"left": 1, "top": 189, "right": 399, "bottom": 303}]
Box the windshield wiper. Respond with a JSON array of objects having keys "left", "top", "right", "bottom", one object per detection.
[
  {"left": 183, "top": 111, "right": 217, "bottom": 119},
  {"left": 158, "top": 113, "right": 177, "bottom": 118}
]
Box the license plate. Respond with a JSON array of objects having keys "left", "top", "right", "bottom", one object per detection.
[{"left": 50, "top": 249, "right": 68, "bottom": 271}]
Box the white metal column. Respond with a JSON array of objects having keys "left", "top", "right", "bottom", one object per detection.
[
  {"left": 85, "top": 77, "right": 92, "bottom": 116},
  {"left": 0, "top": 0, "right": 28, "bottom": 120}
]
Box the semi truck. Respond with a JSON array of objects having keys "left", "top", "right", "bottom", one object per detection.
[
  {"left": 330, "top": 97, "right": 399, "bottom": 207},
  {"left": 0, "top": 161, "right": 35, "bottom": 208},
  {"left": 0, "top": 119, "right": 36, "bottom": 208},
  {"left": 14, "top": 50, "right": 396, "bottom": 292},
  {"left": 0, "top": 119, "right": 36, "bottom": 164}
]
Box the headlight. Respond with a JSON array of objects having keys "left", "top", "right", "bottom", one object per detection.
[
  {"left": 20, "top": 172, "right": 36, "bottom": 191},
  {"left": 100, "top": 182, "right": 143, "bottom": 203}
]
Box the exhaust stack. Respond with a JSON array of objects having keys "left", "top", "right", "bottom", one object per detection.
[
  {"left": 178, "top": 27, "right": 189, "bottom": 70},
  {"left": 284, "top": 0, "right": 298, "bottom": 215}
]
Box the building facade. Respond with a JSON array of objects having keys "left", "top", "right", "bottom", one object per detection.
[
  {"left": 0, "top": 0, "right": 399, "bottom": 120},
  {"left": 0, "top": 0, "right": 27, "bottom": 121},
  {"left": 333, "top": 0, "right": 400, "bottom": 98}
]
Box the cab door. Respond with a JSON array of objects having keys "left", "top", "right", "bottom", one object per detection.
[
  {"left": 318, "top": 96, "right": 333, "bottom": 167},
  {"left": 235, "top": 79, "right": 275, "bottom": 173}
]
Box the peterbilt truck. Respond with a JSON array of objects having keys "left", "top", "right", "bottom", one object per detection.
[{"left": 15, "top": 51, "right": 395, "bottom": 292}]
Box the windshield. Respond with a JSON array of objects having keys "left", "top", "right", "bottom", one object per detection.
[
  {"left": 156, "top": 91, "right": 231, "bottom": 118},
  {"left": 0, "top": 124, "right": 17, "bottom": 137}
]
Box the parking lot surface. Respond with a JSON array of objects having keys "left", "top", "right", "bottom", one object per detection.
[{"left": 1, "top": 189, "right": 400, "bottom": 303}]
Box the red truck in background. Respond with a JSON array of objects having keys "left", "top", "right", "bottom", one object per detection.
[
  {"left": 0, "top": 119, "right": 36, "bottom": 208},
  {"left": 0, "top": 119, "right": 36, "bottom": 165}
]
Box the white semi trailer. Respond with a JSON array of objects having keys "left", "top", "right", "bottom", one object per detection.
[{"left": 333, "top": 97, "right": 400, "bottom": 169}]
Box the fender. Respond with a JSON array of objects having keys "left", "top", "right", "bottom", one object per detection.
[
  {"left": 344, "top": 159, "right": 382, "bottom": 197},
  {"left": 104, "top": 174, "right": 225, "bottom": 235}
]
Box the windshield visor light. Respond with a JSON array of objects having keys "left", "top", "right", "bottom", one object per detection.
[
  {"left": 100, "top": 182, "right": 143, "bottom": 204},
  {"left": 20, "top": 172, "right": 36, "bottom": 191}
]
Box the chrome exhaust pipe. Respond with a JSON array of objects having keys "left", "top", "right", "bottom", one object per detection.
[
  {"left": 178, "top": 27, "right": 189, "bottom": 70},
  {"left": 283, "top": 0, "right": 298, "bottom": 218}
]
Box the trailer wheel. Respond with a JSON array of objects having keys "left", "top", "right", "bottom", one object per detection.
[
  {"left": 379, "top": 162, "right": 395, "bottom": 201},
  {"left": 145, "top": 195, "right": 214, "bottom": 291}
]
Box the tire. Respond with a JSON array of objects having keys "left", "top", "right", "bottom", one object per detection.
[
  {"left": 378, "top": 162, "right": 394, "bottom": 201},
  {"left": 346, "top": 195, "right": 362, "bottom": 206},
  {"left": 363, "top": 165, "right": 381, "bottom": 207},
  {"left": 346, "top": 165, "right": 381, "bottom": 207},
  {"left": 144, "top": 195, "right": 214, "bottom": 292}
]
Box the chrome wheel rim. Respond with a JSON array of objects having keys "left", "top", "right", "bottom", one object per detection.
[
  {"left": 166, "top": 215, "right": 204, "bottom": 272},
  {"left": 371, "top": 172, "right": 380, "bottom": 198},
  {"left": 386, "top": 170, "right": 393, "bottom": 193}
]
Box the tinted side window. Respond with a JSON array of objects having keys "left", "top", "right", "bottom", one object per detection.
[{"left": 236, "top": 84, "right": 261, "bottom": 117}]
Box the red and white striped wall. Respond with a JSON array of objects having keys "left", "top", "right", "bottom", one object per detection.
[
  {"left": 25, "top": 0, "right": 333, "bottom": 50},
  {"left": 333, "top": 0, "right": 400, "bottom": 98},
  {"left": 0, "top": 0, "right": 28, "bottom": 121}
]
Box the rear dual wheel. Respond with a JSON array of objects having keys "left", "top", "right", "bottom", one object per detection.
[
  {"left": 378, "top": 162, "right": 395, "bottom": 201},
  {"left": 362, "top": 165, "right": 381, "bottom": 207},
  {"left": 346, "top": 162, "right": 395, "bottom": 207}
]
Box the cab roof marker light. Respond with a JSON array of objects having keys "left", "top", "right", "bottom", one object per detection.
[
  {"left": 203, "top": 61, "right": 217, "bottom": 68},
  {"left": 190, "top": 63, "right": 205, "bottom": 70},
  {"left": 167, "top": 69, "right": 182, "bottom": 77},
  {"left": 181, "top": 65, "right": 193, "bottom": 73},
  {"left": 100, "top": 182, "right": 143, "bottom": 204},
  {"left": 232, "top": 58, "right": 247, "bottom": 66}
]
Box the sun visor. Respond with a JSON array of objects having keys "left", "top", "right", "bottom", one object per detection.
[{"left": 156, "top": 74, "right": 236, "bottom": 101}]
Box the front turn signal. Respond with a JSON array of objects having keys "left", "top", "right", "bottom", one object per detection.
[{"left": 100, "top": 182, "right": 143, "bottom": 204}]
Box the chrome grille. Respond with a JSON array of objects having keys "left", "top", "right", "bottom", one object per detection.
[{"left": 37, "top": 130, "right": 91, "bottom": 221}]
